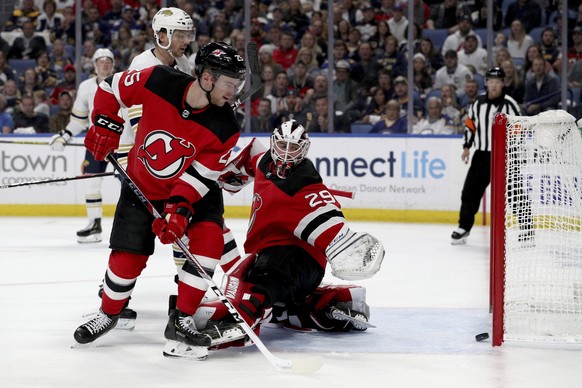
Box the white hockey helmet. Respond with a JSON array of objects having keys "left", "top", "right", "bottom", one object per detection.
[
  {"left": 92, "top": 48, "right": 114, "bottom": 64},
  {"left": 270, "top": 120, "right": 310, "bottom": 179},
  {"left": 152, "top": 7, "right": 195, "bottom": 50}
]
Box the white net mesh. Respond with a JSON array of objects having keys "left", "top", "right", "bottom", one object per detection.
[{"left": 503, "top": 110, "right": 582, "bottom": 343}]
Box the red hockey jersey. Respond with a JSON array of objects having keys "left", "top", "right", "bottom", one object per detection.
[
  {"left": 244, "top": 153, "right": 347, "bottom": 269},
  {"left": 93, "top": 66, "right": 240, "bottom": 203}
]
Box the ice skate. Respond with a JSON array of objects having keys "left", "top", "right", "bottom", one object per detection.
[
  {"left": 74, "top": 309, "right": 119, "bottom": 344},
  {"left": 77, "top": 218, "right": 102, "bottom": 243},
  {"left": 200, "top": 321, "right": 246, "bottom": 348},
  {"left": 451, "top": 228, "right": 470, "bottom": 245},
  {"left": 163, "top": 309, "right": 211, "bottom": 360}
]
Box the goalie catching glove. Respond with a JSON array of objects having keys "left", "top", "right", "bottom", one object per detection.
[
  {"left": 84, "top": 113, "right": 124, "bottom": 161},
  {"left": 49, "top": 129, "right": 73, "bottom": 151},
  {"left": 152, "top": 198, "right": 194, "bottom": 244},
  {"left": 325, "top": 228, "right": 385, "bottom": 280}
]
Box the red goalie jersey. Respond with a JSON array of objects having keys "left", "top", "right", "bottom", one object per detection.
[
  {"left": 93, "top": 66, "right": 240, "bottom": 204},
  {"left": 243, "top": 151, "right": 347, "bottom": 269}
]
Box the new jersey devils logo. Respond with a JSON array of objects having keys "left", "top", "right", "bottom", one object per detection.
[
  {"left": 137, "top": 130, "right": 196, "bottom": 179},
  {"left": 247, "top": 193, "right": 263, "bottom": 234}
]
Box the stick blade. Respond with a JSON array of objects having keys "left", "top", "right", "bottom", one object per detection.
[{"left": 274, "top": 356, "right": 323, "bottom": 374}]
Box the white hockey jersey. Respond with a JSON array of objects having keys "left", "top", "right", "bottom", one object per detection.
[{"left": 118, "top": 48, "right": 192, "bottom": 166}]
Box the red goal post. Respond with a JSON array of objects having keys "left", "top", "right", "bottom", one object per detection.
[{"left": 491, "top": 110, "right": 582, "bottom": 346}]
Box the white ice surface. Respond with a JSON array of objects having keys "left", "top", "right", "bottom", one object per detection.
[{"left": 1, "top": 217, "right": 582, "bottom": 387}]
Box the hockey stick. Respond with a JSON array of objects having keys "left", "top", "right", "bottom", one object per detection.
[
  {"left": 0, "top": 172, "right": 115, "bottom": 190},
  {"left": 0, "top": 139, "right": 85, "bottom": 146},
  {"left": 106, "top": 154, "right": 322, "bottom": 374},
  {"left": 231, "top": 41, "right": 262, "bottom": 110}
]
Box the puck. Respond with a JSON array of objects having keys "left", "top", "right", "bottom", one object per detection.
[{"left": 475, "top": 332, "right": 489, "bottom": 342}]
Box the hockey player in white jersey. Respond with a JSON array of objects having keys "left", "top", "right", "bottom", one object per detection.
[{"left": 48, "top": 48, "right": 131, "bottom": 243}]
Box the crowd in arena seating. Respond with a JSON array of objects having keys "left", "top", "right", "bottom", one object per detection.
[{"left": 1, "top": 0, "right": 582, "bottom": 135}]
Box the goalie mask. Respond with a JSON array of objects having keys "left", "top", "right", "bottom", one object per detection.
[
  {"left": 152, "top": 7, "right": 195, "bottom": 51},
  {"left": 270, "top": 120, "right": 310, "bottom": 179}
]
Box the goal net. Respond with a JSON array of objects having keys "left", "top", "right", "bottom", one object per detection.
[{"left": 491, "top": 110, "right": 582, "bottom": 346}]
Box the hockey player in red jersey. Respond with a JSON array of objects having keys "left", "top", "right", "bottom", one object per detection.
[
  {"left": 192, "top": 120, "right": 385, "bottom": 349},
  {"left": 73, "top": 42, "right": 246, "bottom": 361}
]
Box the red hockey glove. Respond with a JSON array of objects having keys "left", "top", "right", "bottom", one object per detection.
[
  {"left": 152, "top": 200, "right": 194, "bottom": 244},
  {"left": 84, "top": 114, "right": 124, "bottom": 161}
]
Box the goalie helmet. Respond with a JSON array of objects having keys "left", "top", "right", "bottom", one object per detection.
[
  {"left": 152, "top": 7, "right": 195, "bottom": 50},
  {"left": 270, "top": 120, "right": 310, "bottom": 179},
  {"left": 194, "top": 41, "right": 246, "bottom": 81}
]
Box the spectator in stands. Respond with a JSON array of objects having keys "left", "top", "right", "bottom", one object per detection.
[
  {"left": 123, "top": 32, "right": 148, "bottom": 70},
  {"left": 412, "top": 53, "right": 433, "bottom": 99},
  {"left": 460, "top": 79, "right": 480, "bottom": 110},
  {"left": 111, "top": 25, "right": 132, "bottom": 62},
  {"left": 275, "top": 89, "right": 310, "bottom": 127},
  {"left": 250, "top": 97, "right": 279, "bottom": 133},
  {"left": 304, "top": 73, "right": 327, "bottom": 110},
  {"left": 288, "top": 59, "right": 314, "bottom": 97},
  {"left": 411, "top": 0, "right": 432, "bottom": 28},
  {"left": 32, "top": 89, "right": 50, "bottom": 117},
  {"left": 540, "top": 28, "right": 562, "bottom": 75},
  {"left": 102, "top": 0, "right": 125, "bottom": 31},
  {"left": 413, "top": 96, "right": 456, "bottom": 135},
  {"left": 5, "top": 0, "right": 41, "bottom": 32},
  {"left": 83, "top": 5, "right": 112, "bottom": 47},
  {"left": 504, "top": 0, "right": 542, "bottom": 33},
  {"left": 388, "top": 3, "right": 408, "bottom": 44},
  {"left": 48, "top": 90, "right": 72, "bottom": 133},
  {"left": 19, "top": 68, "right": 42, "bottom": 97},
  {"left": 257, "top": 64, "right": 275, "bottom": 99},
  {"left": 12, "top": 95, "right": 49, "bottom": 133},
  {"left": 341, "top": 0, "right": 364, "bottom": 26},
  {"left": 568, "top": 27, "right": 582, "bottom": 67},
  {"left": 377, "top": 35, "right": 406, "bottom": 78},
  {"left": 79, "top": 39, "right": 97, "bottom": 75},
  {"left": 321, "top": 40, "right": 351, "bottom": 72},
  {"left": 357, "top": 6, "right": 378, "bottom": 42},
  {"left": 523, "top": 57, "right": 560, "bottom": 116},
  {"left": 369, "top": 20, "right": 391, "bottom": 57},
  {"left": 250, "top": 18, "right": 267, "bottom": 47},
  {"left": 418, "top": 37, "right": 443, "bottom": 75},
  {"left": 267, "top": 70, "right": 292, "bottom": 116},
  {"left": 361, "top": 87, "right": 389, "bottom": 121},
  {"left": 258, "top": 44, "right": 283, "bottom": 76},
  {"left": 59, "top": 6, "right": 76, "bottom": 45},
  {"left": 0, "top": 52, "right": 17, "bottom": 92},
  {"left": 2, "top": 79, "right": 21, "bottom": 114},
  {"left": 36, "top": 0, "right": 63, "bottom": 39},
  {"left": 507, "top": 20, "right": 534, "bottom": 61},
  {"left": 469, "top": 1, "right": 503, "bottom": 32},
  {"left": 0, "top": 95, "right": 15, "bottom": 133},
  {"left": 434, "top": 50, "right": 473, "bottom": 98},
  {"left": 501, "top": 59, "right": 525, "bottom": 104},
  {"left": 393, "top": 75, "right": 424, "bottom": 118},
  {"left": 306, "top": 94, "right": 350, "bottom": 133},
  {"left": 284, "top": 0, "right": 310, "bottom": 38},
  {"left": 398, "top": 23, "right": 422, "bottom": 59},
  {"left": 306, "top": 18, "right": 328, "bottom": 55},
  {"left": 48, "top": 38, "right": 73, "bottom": 76},
  {"left": 491, "top": 32, "right": 508, "bottom": 60},
  {"left": 375, "top": 0, "right": 396, "bottom": 22},
  {"left": 33, "top": 51, "right": 58, "bottom": 89},
  {"left": 299, "top": 31, "right": 324, "bottom": 67},
  {"left": 335, "top": 19, "right": 352, "bottom": 43},
  {"left": 265, "top": 24, "right": 283, "bottom": 49},
  {"left": 269, "top": 7, "right": 288, "bottom": 31},
  {"left": 117, "top": 5, "right": 145, "bottom": 37},
  {"left": 568, "top": 59, "right": 582, "bottom": 89},
  {"left": 457, "top": 35, "right": 488, "bottom": 76},
  {"left": 49, "top": 63, "right": 76, "bottom": 105},
  {"left": 333, "top": 59, "right": 360, "bottom": 123},
  {"left": 522, "top": 44, "right": 553, "bottom": 81},
  {"left": 294, "top": 48, "right": 321, "bottom": 79},
  {"left": 210, "top": 23, "right": 230, "bottom": 45},
  {"left": 370, "top": 99, "right": 407, "bottom": 134},
  {"left": 377, "top": 69, "right": 395, "bottom": 99},
  {"left": 351, "top": 42, "right": 382, "bottom": 90},
  {"left": 428, "top": 0, "right": 471, "bottom": 33},
  {"left": 7, "top": 21, "right": 47, "bottom": 60},
  {"left": 346, "top": 28, "right": 363, "bottom": 60},
  {"left": 273, "top": 31, "right": 298, "bottom": 71},
  {"left": 440, "top": 15, "right": 482, "bottom": 56},
  {"left": 440, "top": 83, "right": 462, "bottom": 130},
  {"left": 495, "top": 47, "right": 511, "bottom": 67}
]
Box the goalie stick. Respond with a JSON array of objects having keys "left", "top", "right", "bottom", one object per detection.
[
  {"left": 231, "top": 41, "right": 262, "bottom": 110},
  {"left": 105, "top": 154, "right": 322, "bottom": 374},
  {"left": 0, "top": 139, "right": 84, "bottom": 146},
  {"left": 0, "top": 172, "right": 115, "bottom": 190}
]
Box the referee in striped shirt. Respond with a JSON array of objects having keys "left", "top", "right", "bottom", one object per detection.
[{"left": 451, "top": 66, "right": 521, "bottom": 245}]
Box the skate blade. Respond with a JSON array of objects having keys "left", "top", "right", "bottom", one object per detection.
[
  {"left": 77, "top": 234, "right": 102, "bottom": 244},
  {"left": 329, "top": 309, "right": 375, "bottom": 329},
  {"left": 163, "top": 340, "right": 208, "bottom": 360},
  {"left": 451, "top": 237, "right": 468, "bottom": 245},
  {"left": 116, "top": 318, "right": 136, "bottom": 331}
]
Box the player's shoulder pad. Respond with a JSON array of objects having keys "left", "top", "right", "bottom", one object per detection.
[
  {"left": 259, "top": 154, "right": 322, "bottom": 197},
  {"left": 196, "top": 103, "right": 240, "bottom": 144}
]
